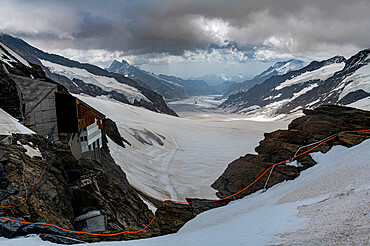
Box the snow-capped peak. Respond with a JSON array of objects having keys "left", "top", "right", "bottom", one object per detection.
[
  {"left": 257, "top": 59, "right": 305, "bottom": 78},
  {"left": 0, "top": 41, "right": 31, "bottom": 68}
]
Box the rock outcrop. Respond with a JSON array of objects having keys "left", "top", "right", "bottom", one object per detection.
[
  {"left": 0, "top": 129, "right": 160, "bottom": 243},
  {"left": 212, "top": 105, "right": 370, "bottom": 199},
  {"left": 102, "top": 118, "right": 131, "bottom": 148},
  {"left": 155, "top": 198, "right": 229, "bottom": 235},
  {"left": 155, "top": 105, "right": 370, "bottom": 235},
  {"left": 0, "top": 71, "right": 22, "bottom": 118}
]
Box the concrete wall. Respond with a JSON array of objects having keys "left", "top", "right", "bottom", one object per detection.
[
  {"left": 10, "top": 74, "right": 59, "bottom": 140},
  {"left": 23, "top": 91, "right": 58, "bottom": 139}
]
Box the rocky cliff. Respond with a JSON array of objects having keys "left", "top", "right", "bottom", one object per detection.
[{"left": 0, "top": 127, "right": 160, "bottom": 243}]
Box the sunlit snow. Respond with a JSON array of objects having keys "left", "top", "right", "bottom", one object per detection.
[{"left": 338, "top": 63, "right": 370, "bottom": 100}]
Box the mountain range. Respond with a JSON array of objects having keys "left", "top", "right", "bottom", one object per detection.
[
  {"left": 0, "top": 34, "right": 177, "bottom": 116},
  {"left": 220, "top": 49, "right": 370, "bottom": 117},
  {"left": 223, "top": 59, "right": 305, "bottom": 98},
  {"left": 106, "top": 60, "right": 218, "bottom": 100}
]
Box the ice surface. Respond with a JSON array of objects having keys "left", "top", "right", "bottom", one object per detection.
[
  {"left": 338, "top": 63, "right": 370, "bottom": 100},
  {"left": 76, "top": 95, "right": 288, "bottom": 201},
  {"left": 347, "top": 96, "right": 370, "bottom": 111}
]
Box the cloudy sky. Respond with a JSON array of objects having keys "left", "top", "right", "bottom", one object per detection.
[{"left": 0, "top": 0, "right": 369, "bottom": 77}]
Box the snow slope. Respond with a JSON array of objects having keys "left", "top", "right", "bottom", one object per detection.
[
  {"left": 75, "top": 95, "right": 287, "bottom": 201},
  {"left": 0, "top": 42, "right": 30, "bottom": 68},
  {"left": 259, "top": 59, "right": 305, "bottom": 79},
  {"left": 0, "top": 108, "right": 35, "bottom": 135},
  {"left": 275, "top": 62, "right": 345, "bottom": 90},
  {"left": 2, "top": 137, "right": 368, "bottom": 246},
  {"left": 339, "top": 63, "right": 370, "bottom": 100},
  {"left": 40, "top": 60, "right": 150, "bottom": 104},
  {"left": 348, "top": 96, "right": 370, "bottom": 111}
]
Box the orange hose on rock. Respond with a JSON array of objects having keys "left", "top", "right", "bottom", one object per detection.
[{"left": 0, "top": 129, "right": 368, "bottom": 237}]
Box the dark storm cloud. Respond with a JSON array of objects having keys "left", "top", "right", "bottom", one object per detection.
[{"left": 0, "top": 0, "right": 369, "bottom": 56}]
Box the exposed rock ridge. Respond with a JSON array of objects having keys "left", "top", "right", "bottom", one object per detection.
[{"left": 0, "top": 130, "right": 160, "bottom": 243}]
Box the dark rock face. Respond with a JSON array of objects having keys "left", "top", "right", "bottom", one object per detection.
[
  {"left": 0, "top": 134, "right": 76, "bottom": 238},
  {"left": 155, "top": 198, "right": 229, "bottom": 235},
  {"left": 338, "top": 89, "right": 369, "bottom": 105},
  {"left": 0, "top": 131, "right": 160, "bottom": 242},
  {"left": 102, "top": 118, "right": 131, "bottom": 148},
  {"left": 0, "top": 72, "right": 22, "bottom": 118},
  {"left": 212, "top": 105, "right": 370, "bottom": 199}
]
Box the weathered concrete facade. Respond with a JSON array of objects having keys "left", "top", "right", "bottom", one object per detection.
[{"left": 10, "top": 74, "right": 59, "bottom": 140}]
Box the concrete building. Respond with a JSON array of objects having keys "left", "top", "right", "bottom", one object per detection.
[
  {"left": 55, "top": 93, "right": 105, "bottom": 161},
  {"left": 3, "top": 73, "right": 105, "bottom": 161}
]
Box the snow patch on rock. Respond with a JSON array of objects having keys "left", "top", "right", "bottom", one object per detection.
[
  {"left": 40, "top": 59, "right": 150, "bottom": 104},
  {"left": 275, "top": 62, "right": 345, "bottom": 90}
]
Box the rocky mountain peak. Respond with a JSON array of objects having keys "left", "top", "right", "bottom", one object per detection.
[
  {"left": 108, "top": 59, "right": 130, "bottom": 73},
  {"left": 343, "top": 48, "right": 370, "bottom": 71},
  {"left": 258, "top": 59, "right": 305, "bottom": 78}
]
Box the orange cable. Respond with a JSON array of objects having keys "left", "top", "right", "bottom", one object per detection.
[
  {"left": 0, "top": 129, "right": 368, "bottom": 237},
  {"left": 0, "top": 154, "right": 56, "bottom": 208}
]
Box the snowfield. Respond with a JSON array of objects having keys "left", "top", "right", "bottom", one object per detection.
[
  {"left": 40, "top": 60, "right": 150, "bottom": 104},
  {"left": 1, "top": 137, "right": 368, "bottom": 246},
  {"left": 75, "top": 95, "right": 288, "bottom": 201},
  {"left": 275, "top": 62, "right": 345, "bottom": 90},
  {"left": 339, "top": 63, "right": 370, "bottom": 100}
]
